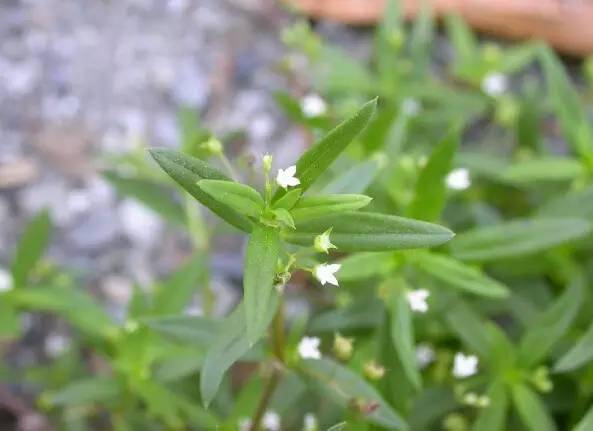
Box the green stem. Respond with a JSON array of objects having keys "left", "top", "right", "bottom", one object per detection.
[{"left": 218, "top": 153, "right": 239, "bottom": 181}]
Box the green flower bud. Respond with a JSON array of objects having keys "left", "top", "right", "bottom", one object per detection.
[
  {"left": 363, "top": 360, "right": 385, "bottom": 381},
  {"left": 263, "top": 153, "right": 273, "bottom": 173},
  {"left": 202, "top": 137, "right": 223, "bottom": 155},
  {"left": 314, "top": 228, "right": 337, "bottom": 254},
  {"left": 333, "top": 333, "right": 354, "bottom": 361}
]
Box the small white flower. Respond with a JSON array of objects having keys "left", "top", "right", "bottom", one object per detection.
[
  {"left": 401, "top": 98, "right": 420, "bottom": 116},
  {"left": 44, "top": 333, "right": 71, "bottom": 358},
  {"left": 453, "top": 352, "right": 479, "bottom": 378},
  {"left": 481, "top": 72, "right": 508, "bottom": 97},
  {"left": 314, "top": 228, "right": 336, "bottom": 254},
  {"left": 298, "top": 336, "right": 322, "bottom": 359},
  {"left": 303, "top": 413, "right": 318, "bottom": 431},
  {"left": 406, "top": 289, "right": 430, "bottom": 313},
  {"left": 301, "top": 94, "right": 327, "bottom": 118},
  {"left": 415, "top": 343, "right": 435, "bottom": 368},
  {"left": 276, "top": 165, "right": 300, "bottom": 189},
  {"left": 0, "top": 268, "right": 14, "bottom": 293},
  {"left": 262, "top": 411, "right": 281, "bottom": 431},
  {"left": 313, "top": 263, "right": 341, "bottom": 287},
  {"left": 446, "top": 168, "right": 471, "bottom": 190}
]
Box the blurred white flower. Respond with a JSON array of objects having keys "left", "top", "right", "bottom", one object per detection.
[
  {"left": 238, "top": 417, "right": 251, "bottom": 431},
  {"left": 401, "top": 98, "right": 420, "bottom": 116},
  {"left": 263, "top": 411, "right": 281, "bottom": 431},
  {"left": 301, "top": 94, "right": 327, "bottom": 118},
  {"left": 276, "top": 165, "right": 300, "bottom": 189},
  {"left": 314, "top": 229, "right": 336, "bottom": 254},
  {"left": 415, "top": 343, "right": 435, "bottom": 368},
  {"left": 446, "top": 168, "right": 471, "bottom": 190},
  {"left": 406, "top": 289, "right": 430, "bottom": 313},
  {"left": 481, "top": 73, "right": 508, "bottom": 97},
  {"left": 314, "top": 263, "right": 341, "bottom": 286},
  {"left": 453, "top": 352, "right": 478, "bottom": 378},
  {"left": 44, "top": 333, "right": 70, "bottom": 358},
  {"left": 303, "top": 413, "right": 318, "bottom": 431},
  {"left": 0, "top": 268, "right": 14, "bottom": 293},
  {"left": 298, "top": 336, "right": 321, "bottom": 359}
]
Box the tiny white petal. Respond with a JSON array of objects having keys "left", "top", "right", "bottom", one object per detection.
[
  {"left": 446, "top": 168, "right": 471, "bottom": 190},
  {"left": 301, "top": 94, "right": 327, "bottom": 118},
  {"left": 298, "top": 336, "right": 321, "bottom": 359},
  {"left": 415, "top": 343, "right": 435, "bottom": 368},
  {"left": 285, "top": 165, "right": 297, "bottom": 176},
  {"left": 314, "top": 263, "right": 341, "bottom": 287},
  {"left": 453, "top": 352, "right": 479, "bottom": 378},
  {"left": 262, "top": 411, "right": 281, "bottom": 431},
  {"left": 401, "top": 98, "right": 420, "bottom": 116},
  {"left": 481, "top": 73, "right": 508, "bottom": 97},
  {"left": 304, "top": 413, "right": 318, "bottom": 431},
  {"left": 406, "top": 289, "right": 430, "bottom": 313},
  {"left": 0, "top": 268, "right": 14, "bottom": 293},
  {"left": 276, "top": 165, "right": 301, "bottom": 189}
]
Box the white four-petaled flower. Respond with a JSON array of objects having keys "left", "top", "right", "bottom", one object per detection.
[
  {"left": 446, "top": 168, "right": 471, "bottom": 190},
  {"left": 276, "top": 165, "right": 300, "bottom": 189},
  {"left": 313, "top": 263, "right": 341, "bottom": 286},
  {"left": 406, "top": 289, "right": 430, "bottom": 313},
  {"left": 262, "top": 411, "right": 281, "bottom": 431},
  {"left": 298, "top": 336, "right": 322, "bottom": 359},
  {"left": 301, "top": 93, "right": 327, "bottom": 118},
  {"left": 453, "top": 352, "right": 479, "bottom": 378},
  {"left": 481, "top": 72, "right": 508, "bottom": 97}
]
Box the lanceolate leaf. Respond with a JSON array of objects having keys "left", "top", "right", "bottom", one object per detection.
[
  {"left": 512, "top": 384, "right": 556, "bottom": 431},
  {"left": 537, "top": 186, "right": 593, "bottom": 220},
  {"left": 451, "top": 218, "right": 593, "bottom": 262},
  {"left": 554, "top": 320, "right": 593, "bottom": 372},
  {"left": 321, "top": 157, "right": 384, "bottom": 194},
  {"left": 300, "top": 358, "right": 408, "bottom": 430},
  {"left": 275, "top": 99, "right": 377, "bottom": 200},
  {"left": 500, "top": 157, "right": 584, "bottom": 184},
  {"left": 518, "top": 276, "right": 584, "bottom": 367},
  {"left": 337, "top": 252, "right": 396, "bottom": 282},
  {"left": 290, "top": 194, "right": 372, "bottom": 222},
  {"left": 411, "top": 251, "right": 509, "bottom": 298},
  {"left": 144, "top": 316, "right": 220, "bottom": 346},
  {"left": 244, "top": 224, "right": 281, "bottom": 343},
  {"left": 574, "top": 404, "right": 593, "bottom": 431},
  {"left": 11, "top": 210, "right": 52, "bottom": 288},
  {"left": 272, "top": 188, "right": 302, "bottom": 210},
  {"left": 407, "top": 127, "right": 459, "bottom": 222},
  {"left": 149, "top": 149, "right": 252, "bottom": 232},
  {"left": 200, "top": 299, "right": 278, "bottom": 407},
  {"left": 198, "top": 180, "right": 264, "bottom": 219},
  {"left": 285, "top": 212, "right": 454, "bottom": 252},
  {"left": 445, "top": 300, "right": 491, "bottom": 359},
  {"left": 47, "top": 377, "right": 122, "bottom": 407},
  {"left": 472, "top": 382, "right": 508, "bottom": 431}
]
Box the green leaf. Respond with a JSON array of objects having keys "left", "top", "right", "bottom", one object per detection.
[
  {"left": 0, "top": 301, "right": 20, "bottom": 338},
  {"left": 518, "top": 276, "right": 584, "bottom": 367},
  {"left": 272, "top": 188, "right": 302, "bottom": 210},
  {"left": 537, "top": 186, "right": 593, "bottom": 220},
  {"left": 149, "top": 149, "right": 252, "bottom": 232},
  {"left": 445, "top": 15, "right": 479, "bottom": 79},
  {"left": 472, "top": 383, "right": 508, "bottom": 431},
  {"left": 574, "top": 404, "right": 593, "bottom": 431},
  {"left": 512, "top": 384, "right": 556, "bottom": 431},
  {"left": 385, "top": 280, "right": 421, "bottom": 389},
  {"left": 144, "top": 316, "right": 219, "bottom": 346},
  {"left": 451, "top": 218, "right": 592, "bottom": 261},
  {"left": 445, "top": 300, "right": 491, "bottom": 359},
  {"left": 291, "top": 194, "right": 372, "bottom": 222},
  {"left": 47, "top": 377, "right": 122, "bottom": 407},
  {"left": 409, "top": 2, "right": 435, "bottom": 74},
  {"left": 336, "top": 252, "right": 396, "bottom": 282},
  {"left": 285, "top": 212, "right": 454, "bottom": 252},
  {"left": 375, "top": 0, "right": 402, "bottom": 83},
  {"left": 271, "top": 208, "right": 296, "bottom": 230},
  {"left": 309, "top": 299, "right": 383, "bottom": 332},
  {"left": 276, "top": 99, "right": 377, "bottom": 199},
  {"left": 300, "top": 358, "right": 408, "bottom": 430},
  {"left": 554, "top": 320, "right": 593, "bottom": 372},
  {"left": 501, "top": 158, "right": 584, "bottom": 184},
  {"left": 11, "top": 210, "right": 52, "bottom": 288},
  {"left": 411, "top": 251, "right": 509, "bottom": 298},
  {"left": 407, "top": 127, "right": 459, "bottom": 222},
  {"left": 200, "top": 299, "right": 277, "bottom": 407},
  {"left": 104, "top": 171, "right": 186, "bottom": 226},
  {"left": 198, "top": 180, "right": 264, "bottom": 219},
  {"left": 244, "top": 224, "right": 281, "bottom": 343},
  {"left": 321, "top": 157, "right": 384, "bottom": 195}
]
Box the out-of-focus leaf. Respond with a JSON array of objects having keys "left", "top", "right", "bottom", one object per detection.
[
  {"left": 574, "top": 404, "right": 593, "bottom": 431},
  {"left": 537, "top": 186, "right": 593, "bottom": 220},
  {"left": 409, "top": 387, "right": 457, "bottom": 430},
  {"left": 275, "top": 99, "right": 376, "bottom": 200},
  {"left": 409, "top": 2, "right": 434, "bottom": 74},
  {"left": 286, "top": 212, "right": 454, "bottom": 252},
  {"left": 47, "top": 377, "right": 122, "bottom": 407},
  {"left": 445, "top": 300, "right": 491, "bottom": 359},
  {"left": 198, "top": 180, "right": 264, "bottom": 219},
  {"left": 408, "top": 127, "right": 459, "bottom": 222},
  {"left": 411, "top": 251, "right": 509, "bottom": 298},
  {"left": 301, "top": 358, "right": 407, "bottom": 430},
  {"left": 445, "top": 15, "right": 479, "bottom": 80},
  {"left": 337, "top": 252, "right": 396, "bottom": 282},
  {"left": 472, "top": 382, "right": 508, "bottom": 431},
  {"left": 451, "top": 218, "right": 592, "bottom": 261},
  {"left": 512, "top": 384, "right": 556, "bottom": 431},
  {"left": 149, "top": 149, "right": 252, "bottom": 232},
  {"left": 291, "top": 194, "right": 372, "bottom": 222},
  {"left": 271, "top": 208, "right": 296, "bottom": 230},
  {"left": 104, "top": 171, "right": 186, "bottom": 226},
  {"left": 0, "top": 301, "right": 20, "bottom": 338},
  {"left": 518, "top": 276, "right": 584, "bottom": 367},
  {"left": 200, "top": 298, "right": 277, "bottom": 407},
  {"left": 500, "top": 158, "right": 584, "bottom": 184},
  {"left": 244, "top": 224, "right": 281, "bottom": 343},
  {"left": 554, "top": 320, "right": 593, "bottom": 372},
  {"left": 321, "top": 158, "right": 384, "bottom": 195},
  {"left": 309, "top": 299, "right": 383, "bottom": 332},
  {"left": 375, "top": 0, "right": 402, "bottom": 84},
  {"left": 11, "top": 210, "right": 51, "bottom": 288},
  {"left": 144, "top": 316, "right": 219, "bottom": 346}
]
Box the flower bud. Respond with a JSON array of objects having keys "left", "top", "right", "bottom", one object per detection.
[
  {"left": 262, "top": 153, "right": 273, "bottom": 173},
  {"left": 314, "top": 228, "right": 336, "bottom": 254},
  {"left": 531, "top": 366, "right": 553, "bottom": 393},
  {"left": 202, "top": 137, "right": 223, "bottom": 155},
  {"left": 363, "top": 360, "right": 385, "bottom": 381},
  {"left": 333, "top": 333, "right": 354, "bottom": 361}
]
